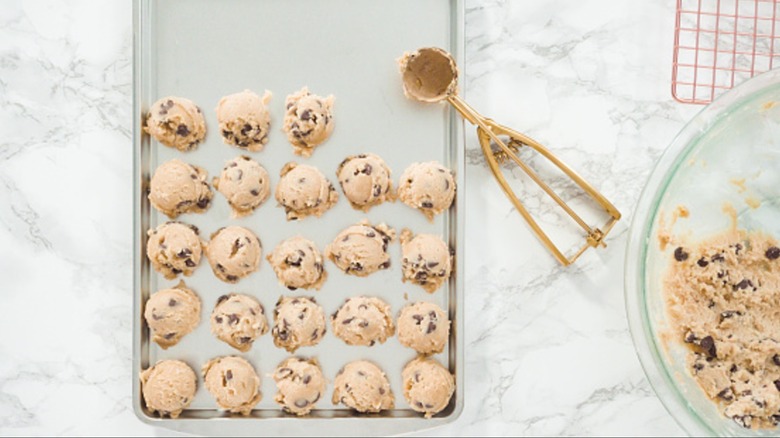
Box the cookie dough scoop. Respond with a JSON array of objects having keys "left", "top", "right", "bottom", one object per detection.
[
  {"left": 402, "top": 356, "right": 454, "bottom": 418},
  {"left": 332, "top": 360, "right": 394, "bottom": 413},
  {"left": 400, "top": 229, "right": 453, "bottom": 293},
  {"left": 282, "top": 87, "right": 334, "bottom": 157},
  {"left": 140, "top": 360, "right": 197, "bottom": 418},
  {"left": 272, "top": 357, "right": 326, "bottom": 416}
]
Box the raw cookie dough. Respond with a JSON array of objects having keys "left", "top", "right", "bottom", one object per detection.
[
  {"left": 331, "top": 296, "right": 395, "bottom": 347},
  {"left": 149, "top": 159, "right": 213, "bottom": 218},
  {"left": 212, "top": 155, "right": 270, "bottom": 217},
  {"left": 271, "top": 296, "right": 326, "bottom": 353},
  {"left": 202, "top": 356, "right": 262, "bottom": 415},
  {"left": 275, "top": 162, "right": 338, "bottom": 221},
  {"left": 325, "top": 221, "right": 395, "bottom": 276},
  {"left": 400, "top": 229, "right": 453, "bottom": 293},
  {"left": 266, "top": 236, "right": 327, "bottom": 291},
  {"left": 402, "top": 357, "right": 455, "bottom": 418},
  {"left": 282, "top": 87, "right": 334, "bottom": 157},
  {"left": 336, "top": 153, "right": 394, "bottom": 211},
  {"left": 332, "top": 360, "right": 394, "bottom": 413},
  {"left": 665, "top": 230, "right": 780, "bottom": 429},
  {"left": 205, "top": 226, "right": 262, "bottom": 283},
  {"left": 210, "top": 293, "right": 268, "bottom": 352},
  {"left": 273, "top": 357, "right": 326, "bottom": 415},
  {"left": 216, "top": 89, "right": 272, "bottom": 151},
  {"left": 398, "top": 161, "right": 456, "bottom": 221},
  {"left": 144, "top": 280, "right": 201, "bottom": 349},
  {"left": 140, "top": 359, "right": 197, "bottom": 418},
  {"left": 397, "top": 301, "right": 449, "bottom": 355},
  {"left": 146, "top": 221, "right": 203, "bottom": 279},
  {"left": 144, "top": 96, "right": 206, "bottom": 152}
]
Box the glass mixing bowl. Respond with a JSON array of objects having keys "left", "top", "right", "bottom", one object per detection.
[{"left": 625, "top": 69, "right": 780, "bottom": 437}]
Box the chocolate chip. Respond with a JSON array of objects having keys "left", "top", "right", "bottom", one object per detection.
[
  {"left": 151, "top": 313, "right": 162, "bottom": 321},
  {"left": 700, "top": 335, "right": 717, "bottom": 358},
  {"left": 294, "top": 399, "right": 309, "bottom": 408},
  {"left": 240, "top": 124, "right": 252, "bottom": 135},
  {"left": 238, "top": 336, "right": 252, "bottom": 344},
  {"left": 421, "top": 201, "right": 434, "bottom": 209},
  {"left": 711, "top": 253, "right": 725, "bottom": 262},
  {"left": 358, "top": 320, "right": 369, "bottom": 328},
  {"left": 773, "top": 354, "right": 780, "bottom": 366},
  {"left": 732, "top": 415, "right": 752, "bottom": 429},
  {"left": 342, "top": 317, "right": 354, "bottom": 325},
  {"left": 775, "top": 380, "right": 780, "bottom": 391},
  {"left": 176, "top": 124, "right": 190, "bottom": 136},
  {"left": 276, "top": 329, "right": 289, "bottom": 341},
  {"left": 168, "top": 299, "right": 177, "bottom": 307},
  {"left": 426, "top": 322, "right": 437, "bottom": 334},
  {"left": 697, "top": 258, "right": 709, "bottom": 267},
  {"left": 674, "top": 247, "right": 689, "bottom": 262},
  {"left": 366, "top": 230, "right": 376, "bottom": 238},
  {"left": 292, "top": 299, "right": 300, "bottom": 305},
  {"left": 171, "top": 268, "right": 182, "bottom": 275},
  {"left": 303, "top": 375, "right": 311, "bottom": 384},
  {"left": 429, "top": 311, "right": 438, "bottom": 320},
  {"left": 300, "top": 109, "right": 311, "bottom": 121},
  {"left": 415, "top": 401, "right": 423, "bottom": 408},
  {"left": 427, "top": 261, "right": 439, "bottom": 268},
  {"left": 222, "top": 129, "right": 233, "bottom": 139},
  {"left": 226, "top": 274, "right": 239, "bottom": 282},
  {"left": 311, "top": 329, "right": 319, "bottom": 340},
  {"left": 717, "top": 388, "right": 734, "bottom": 401},
  {"left": 215, "top": 316, "right": 223, "bottom": 324},
  {"left": 693, "top": 362, "right": 704, "bottom": 371},
  {"left": 734, "top": 243, "right": 743, "bottom": 254},
  {"left": 733, "top": 279, "right": 753, "bottom": 290},
  {"left": 217, "top": 294, "right": 229, "bottom": 305},
  {"left": 766, "top": 247, "right": 780, "bottom": 260},
  {"left": 719, "top": 310, "right": 740, "bottom": 321},
  {"left": 225, "top": 370, "right": 233, "bottom": 381},
  {"left": 357, "top": 371, "right": 366, "bottom": 377},
  {"left": 177, "top": 248, "right": 192, "bottom": 258},
  {"left": 277, "top": 367, "right": 293, "bottom": 378},
  {"left": 228, "top": 314, "right": 239, "bottom": 325},
  {"left": 362, "top": 164, "right": 372, "bottom": 175},
  {"left": 412, "top": 314, "right": 423, "bottom": 325},
  {"left": 298, "top": 312, "right": 305, "bottom": 320},
  {"left": 379, "top": 387, "right": 385, "bottom": 395},
  {"left": 414, "top": 371, "right": 420, "bottom": 382},
  {"left": 185, "top": 259, "right": 196, "bottom": 267},
  {"left": 684, "top": 331, "right": 697, "bottom": 343},
  {"left": 196, "top": 197, "right": 210, "bottom": 209},
  {"left": 379, "top": 261, "right": 391, "bottom": 269},
  {"left": 349, "top": 262, "right": 363, "bottom": 272},
  {"left": 163, "top": 332, "right": 176, "bottom": 340}
]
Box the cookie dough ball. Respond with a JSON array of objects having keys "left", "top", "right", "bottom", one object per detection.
[
  {"left": 146, "top": 222, "right": 203, "bottom": 279},
  {"left": 271, "top": 296, "right": 326, "bottom": 353},
  {"left": 210, "top": 293, "right": 268, "bottom": 352},
  {"left": 282, "top": 87, "right": 334, "bottom": 157},
  {"left": 140, "top": 360, "right": 197, "bottom": 418},
  {"left": 331, "top": 296, "right": 394, "bottom": 347},
  {"left": 332, "top": 360, "right": 394, "bottom": 413},
  {"left": 149, "top": 159, "right": 213, "bottom": 218},
  {"left": 397, "top": 302, "right": 449, "bottom": 354},
  {"left": 273, "top": 357, "right": 326, "bottom": 415},
  {"left": 144, "top": 281, "right": 201, "bottom": 349},
  {"left": 205, "top": 226, "right": 262, "bottom": 283},
  {"left": 402, "top": 357, "right": 455, "bottom": 418},
  {"left": 212, "top": 156, "right": 270, "bottom": 217},
  {"left": 326, "top": 221, "right": 395, "bottom": 276},
  {"left": 202, "top": 356, "right": 262, "bottom": 415},
  {"left": 267, "top": 237, "right": 327, "bottom": 291},
  {"left": 216, "top": 89, "right": 272, "bottom": 151},
  {"left": 275, "top": 162, "right": 338, "bottom": 221},
  {"left": 336, "top": 153, "right": 395, "bottom": 211},
  {"left": 144, "top": 96, "right": 206, "bottom": 152},
  {"left": 398, "top": 161, "right": 456, "bottom": 221},
  {"left": 400, "top": 229, "right": 453, "bottom": 293}
]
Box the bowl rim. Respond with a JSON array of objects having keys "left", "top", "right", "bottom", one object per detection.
[{"left": 624, "top": 68, "right": 780, "bottom": 437}]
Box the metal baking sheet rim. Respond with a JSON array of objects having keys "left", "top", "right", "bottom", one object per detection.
[{"left": 132, "top": 0, "right": 465, "bottom": 435}]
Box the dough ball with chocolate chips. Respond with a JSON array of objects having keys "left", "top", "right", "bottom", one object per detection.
[
  {"left": 205, "top": 226, "right": 262, "bottom": 283},
  {"left": 202, "top": 356, "right": 262, "bottom": 415},
  {"left": 397, "top": 301, "right": 449, "bottom": 354},
  {"left": 275, "top": 162, "right": 338, "bottom": 221},
  {"left": 402, "top": 357, "right": 455, "bottom": 418},
  {"left": 149, "top": 159, "right": 213, "bottom": 218},
  {"left": 332, "top": 360, "right": 394, "bottom": 413},
  {"left": 398, "top": 161, "right": 456, "bottom": 221},
  {"left": 400, "top": 229, "right": 453, "bottom": 293},
  {"left": 273, "top": 357, "right": 326, "bottom": 416},
  {"left": 216, "top": 89, "right": 272, "bottom": 151},
  {"left": 266, "top": 236, "right": 327, "bottom": 291},
  {"left": 336, "top": 153, "right": 395, "bottom": 211},
  {"left": 331, "top": 296, "right": 394, "bottom": 347},
  {"left": 144, "top": 96, "right": 206, "bottom": 152},
  {"left": 282, "top": 87, "right": 334, "bottom": 157},
  {"left": 212, "top": 156, "right": 271, "bottom": 217},
  {"left": 140, "top": 359, "right": 197, "bottom": 418},
  {"left": 144, "top": 280, "right": 201, "bottom": 349},
  {"left": 146, "top": 221, "right": 203, "bottom": 279},
  {"left": 271, "top": 296, "right": 326, "bottom": 353},
  {"left": 325, "top": 221, "right": 395, "bottom": 277},
  {"left": 210, "top": 293, "right": 268, "bottom": 352}
]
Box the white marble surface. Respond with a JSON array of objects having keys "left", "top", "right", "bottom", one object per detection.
[{"left": 0, "top": 0, "right": 707, "bottom": 435}]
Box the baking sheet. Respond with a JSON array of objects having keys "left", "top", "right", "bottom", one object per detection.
[{"left": 133, "top": 0, "right": 464, "bottom": 434}]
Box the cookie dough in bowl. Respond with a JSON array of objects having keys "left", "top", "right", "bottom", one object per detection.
[
  {"left": 149, "top": 159, "right": 213, "bottom": 218},
  {"left": 205, "top": 226, "right": 262, "bottom": 283},
  {"left": 275, "top": 162, "right": 338, "bottom": 221},
  {"left": 212, "top": 155, "right": 270, "bottom": 217},
  {"left": 272, "top": 357, "right": 326, "bottom": 416},
  {"left": 397, "top": 301, "right": 449, "bottom": 355},
  {"left": 139, "top": 359, "right": 197, "bottom": 418},
  {"left": 331, "top": 296, "right": 395, "bottom": 347},
  {"left": 210, "top": 293, "right": 268, "bottom": 352},
  {"left": 202, "top": 356, "right": 262, "bottom": 415},
  {"left": 271, "top": 296, "right": 326, "bottom": 353},
  {"left": 332, "top": 360, "right": 394, "bottom": 413},
  {"left": 400, "top": 229, "right": 453, "bottom": 293},
  {"left": 266, "top": 236, "right": 327, "bottom": 291},
  {"left": 146, "top": 221, "right": 203, "bottom": 279},
  {"left": 398, "top": 161, "right": 456, "bottom": 221},
  {"left": 325, "top": 221, "right": 395, "bottom": 277},
  {"left": 336, "top": 153, "right": 395, "bottom": 211},
  {"left": 143, "top": 280, "right": 201, "bottom": 349},
  {"left": 282, "top": 87, "right": 334, "bottom": 157},
  {"left": 144, "top": 96, "right": 206, "bottom": 152},
  {"left": 216, "top": 89, "right": 272, "bottom": 151},
  {"left": 402, "top": 356, "right": 455, "bottom": 418}
]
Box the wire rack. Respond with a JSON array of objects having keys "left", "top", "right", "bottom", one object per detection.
[{"left": 672, "top": 0, "right": 780, "bottom": 104}]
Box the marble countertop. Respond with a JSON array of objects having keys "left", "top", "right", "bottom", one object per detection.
[{"left": 0, "top": 0, "right": 705, "bottom": 435}]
